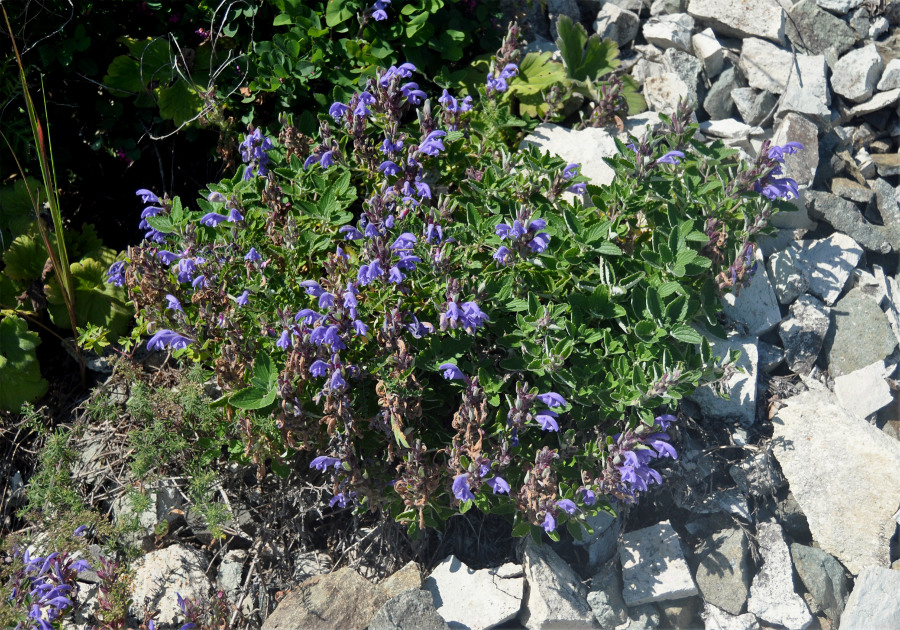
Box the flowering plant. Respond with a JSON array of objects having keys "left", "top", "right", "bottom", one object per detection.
[{"left": 111, "top": 41, "right": 799, "bottom": 540}]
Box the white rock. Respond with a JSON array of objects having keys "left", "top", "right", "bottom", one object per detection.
[
  {"left": 130, "top": 545, "right": 213, "bottom": 627},
  {"left": 687, "top": 0, "right": 785, "bottom": 43},
  {"left": 702, "top": 603, "right": 761, "bottom": 630},
  {"left": 689, "top": 333, "right": 758, "bottom": 424},
  {"left": 814, "top": 0, "right": 862, "bottom": 14},
  {"left": 424, "top": 555, "right": 524, "bottom": 630},
  {"left": 771, "top": 389, "right": 900, "bottom": 575},
  {"left": 642, "top": 14, "right": 695, "bottom": 53},
  {"left": 790, "top": 233, "right": 863, "bottom": 306},
  {"left": 778, "top": 54, "right": 831, "bottom": 123},
  {"left": 698, "top": 118, "right": 754, "bottom": 139},
  {"left": 606, "top": 0, "right": 648, "bottom": 11},
  {"left": 692, "top": 28, "right": 724, "bottom": 77},
  {"left": 832, "top": 44, "right": 884, "bottom": 104},
  {"left": 846, "top": 88, "right": 900, "bottom": 120},
  {"left": 632, "top": 58, "right": 667, "bottom": 86},
  {"left": 739, "top": 39, "right": 792, "bottom": 94},
  {"left": 772, "top": 113, "right": 819, "bottom": 188},
  {"left": 519, "top": 538, "right": 594, "bottom": 630},
  {"left": 620, "top": 520, "right": 698, "bottom": 606},
  {"left": 594, "top": 3, "right": 641, "bottom": 46},
  {"left": 572, "top": 511, "right": 620, "bottom": 574},
  {"left": 869, "top": 16, "right": 889, "bottom": 39},
  {"left": 644, "top": 72, "right": 691, "bottom": 113},
  {"left": 722, "top": 248, "right": 782, "bottom": 336},
  {"left": 877, "top": 59, "right": 900, "bottom": 91},
  {"left": 747, "top": 522, "right": 814, "bottom": 629},
  {"left": 767, "top": 249, "right": 809, "bottom": 304},
  {"left": 840, "top": 566, "right": 900, "bottom": 629},
  {"left": 834, "top": 360, "right": 895, "bottom": 420}
]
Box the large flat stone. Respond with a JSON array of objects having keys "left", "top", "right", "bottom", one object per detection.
[
  {"left": 832, "top": 44, "right": 883, "bottom": 103},
  {"left": 840, "top": 566, "right": 900, "bottom": 629},
  {"left": 771, "top": 389, "right": 900, "bottom": 575},
  {"left": 688, "top": 0, "right": 785, "bottom": 43},
  {"left": 789, "top": 544, "right": 851, "bottom": 627},
  {"left": 777, "top": 55, "right": 831, "bottom": 124},
  {"left": 689, "top": 334, "right": 758, "bottom": 424},
  {"left": 721, "top": 248, "right": 781, "bottom": 336},
  {"left": 790, "top": 233, "right": 862, "bottom": 306},
  {"left": 424, "top": 555, "right": 524, "bottom": 630},
  {"left": 694, "top": 528, "right": 750, "bottom": 616},
  {"left": 823, "top": 286, "right": 897, "bottom": 377},
  {"left": 778, "top": 294, "right": 830, "bottom": 375},
  {"left": 370, "top": 590, "right": 450, "bottom": 630},
  {"left": 519, "top": 538, "right": 594, "bottom": 630},
  {"left": 739, "top": 39, "right": 792, "bottom": 94},
  {"left": 746, "top": 522, "right": 813, "bottom": 630},
  {"left": 701, "top": 603, "right": 761, "bottom": 629},
  {"left": 130, "top": 545, "right": 213, "bottom": 628},
  {"left": 804, "top": 190, "right": 893, "bottom": 254},
  {"left": 587, "top": 562, "right": 629, "bottom": 628},
  {"left": 785, "top": 0, "right": 858, "bottom": 56},
  {"left": 620, "top": 520, "right": 698, "bottom": 606},
  {"left": 834, "top": 360, "right": 895, "bottom": 420}
]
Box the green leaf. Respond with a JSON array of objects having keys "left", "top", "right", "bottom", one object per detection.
[
  {"left": 670, "top": 325, "right": 703, "bottom": 345},
  {"left": 511, "top": 519, "right": 530, "bottom": 537},
  {"left": 145, "top": 214, "right": 174, "bottom": 234},
  {"left": 0, "top": 315, "right": 48, "bottom": 411},
  {"left": 273, "top": 13, "right": 294, "bottom": 26},
  {"left": 229, "top": 386, "right": 277, "bottom": 410},
  {"left": 45, "top": 258, "right": 133, "bottom": 338},
  {"left": 634, "top": 320, "right": 657, "bottom": 342},
  {"left": 251, "top": 353, "right": 277, "bottom": 389},
  {"left": 2, "top": 234, "right": 47, "bottom": 282},
  {"left": 567, "top": 519, "right": 584, "bottom": 542},
  {"left": 0, "top": 178, "right": 42, "bottom": 253},
  {"left": 562, "top": 207, "right": 583, "bottom": 237},
  {"left": 459, "top": 499, "right": 473, "bottom": 514},
  {"left": 325, "top": 0, "right": 354, "bottom": 26},
  {"left": 511, "top": 52, "right": 568, "bottom": 96},
  {"left": 158, "top": 80, "right": 202, "bottom": 127},
  {"left": 103, "top": 55, "right": 143, "bottom": 95},
  {"left": 555, "top": 15, "right": 588, "bottom": 81}
]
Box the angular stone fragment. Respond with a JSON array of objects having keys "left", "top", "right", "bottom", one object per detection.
[
  {"left": 790, "top": 233, "right": 862, "bottom": 306},
  {"left": 632, "top": 58, "right": 666, "bottom": 86},
  {"left": 594, "top": 3, "right": 641, "bottom": 46},
  {"left": 131, "top": 545, "right": 213, "bottom": 628},
  {"left": 663, "top": 48, "right": 703, "bottom": 105},
  {"left": 687, "top": 0, "right": 785, "bottom": 43},
  {"left": 644, "top": 73, "right": 692, "bottom": 113},
  {"left": 804, "top": 190, "right": 892, "bottom": 254},
  {"left": 739, "top": 39, "right": 792, "bottom": 94},
  {"left": 722, "top": 248, "right": 781, "bottom": 336},
  {"left": 692, "top": 28, "right": 724, "bottom": 78},
  {"left": 785, "top": 0, "right": 857, "bottom": 56},
  {"left": 832, "top": 44, "right": 883, "bottom": 103},
  {"left": 789, "top": 544, "right": 851, "bottom": 627},
  {"left": 572, "top": 511, "right": 620, "bottom": 574},
  {"left": 823, "top": 287, "right": 897, "bottom": 377},
  {"left": 845, "top": 88, "right": 900, "bottom": 120},
  {"left": 381, "top": 561, "right": 422, "bottom": 598},
  {"left": 587, "top": 562, "right": 629, "bottom": 628},
  {"left": 771, "top": 113, "right": 819, "bottom": 188},
  {"left": 877, "top": 58, "right": 900, "bottom": 90},
  {"left": 693, "top": 528, "right": 750, "bottom": 616},
  {"left": 660, "top": 597, "right": 700, "bottom": 628},
  {"left": 814, "top": 0, "right": 863, "bottom": 14},
  {"left": 642, "top": 14, "right": 695, "bottom": 52},
  {"left": 840, "top": 566, "right": 900, "bottom": 629},
  {"left": 777, "top": 55, "right": 831, "bottom": 124},
  {"left": 773, "top": 390, "right": 900, "bottom": 577},
  {"left": 262, "top": 568, "right": 390, "bottom": 630},
  {"left": 746, "top": 522, "right": 813, "bottom": 630},
  {"left": 732, "top": 88, "right": 777, "bottom": 126},
  {"left": 704, "top": 66, "right": 740, "bottom": 120},
  {"left": 834, "top": 360, "right": 895, "bottom": 420},
  {"left": 871, "top": 152, "right": 900, "bottom": 177},
  {"left": 620, "top": 521, "right": 698, "bottom": 606},
  {"left": 831, "top": 177, "right": 875, "bottom": 205},
  {"left": 369, "top": 590, "right": 450, "bottom": 630},
  {"left": 689, "top": 334, "right": 758, "bottom": 424},
  {"left": 767, "top": 249, "right": 809, "bottom": 304},
  {"left": 424, "top": 555, "right": 524, "bottom": 630},
  {"left": 778, "top": 294, "right": 830, "bottom": 374},
  {"left": 519, "top": 538, "right": 594, "bottom": 630},
  {"left": 701, "top": 603, "right": 761, "bottom": 630}
]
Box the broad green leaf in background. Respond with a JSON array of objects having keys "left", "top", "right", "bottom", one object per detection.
[
  {"left": 158, "top": 80, "right": 203, "bottom": 127},
  {"left": 0, "top": 315, "right": 48, "bottom": 411},
  {"left": 45, "top": 256, "right": 133, "bottom": 338},
  {"left": 0, "top": 178, "right": 41, "bottom": 254}
]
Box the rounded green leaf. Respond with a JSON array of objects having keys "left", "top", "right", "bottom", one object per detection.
[
  {"left": 0, "top": 315, "right": 48, "bottom": 411},
  {"left": 45, "top": 257, "right": 133, "bottom": 338}
]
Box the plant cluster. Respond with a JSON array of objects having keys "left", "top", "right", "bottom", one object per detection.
[{"left": 108, "top": 21, "right": 801, "bottom": 540}]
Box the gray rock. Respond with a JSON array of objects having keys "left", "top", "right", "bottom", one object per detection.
[
  {"left": 776, "top": 492, "right": 812, "bottom": 542},
  {"left": 425, "top": 556, "right": 524, "bottom": 630},
  {"left": 739, "top": 39, "right": 792, "bottom": 94},
  {"left": 869, "top": 15, "right": 890, "bottom": 38},
  {"left": 704, "top": 66, "right": 740, "bottom": 120},
  {"left": 547, "top": 0, "right": 581, "bottom": 40},
  {"left": 701, "top": 603, "right": 761, "bottom": 630},
  {"left": 692, "top": 27, "right": 724, "bottom": 78},
  {"left": 693, "top": 528, "right": 751, "bottom": 616},
  {"left": 729, "top": 450, "right": 784, "bottom": 497},
  {"left": 778, "top": 294, "right": 831, "bottom": 374},
  {"left": 632, "top": 58, "right": 667, "bottom": 86},
  {"left": 771, "top": 389, "right": 900, "bottom": 575},
  {"left": 834, "top": 360, "right": 895, "bottom": 420},
  {"left": 770, "top": 195, "right": 818, "bottom": 231},
  {"left": 804, "top": 191, "right": 893, "bottom": 254},
  {"left": 587, "top": 562, "right": 629, "bottom": 627},
  {"left": 620, "top": 520, "right": 698, "bottom": 606},
  {"left": 844, "top": 88, "right": 900, "bottom": 120},
  {"left": 871, "top": 177, "right": 900, "bottom": 234},
  {"left": 746, "top": 522, "right": 814, "bottom": 630},
  {"left": 217, "top": 550, "right": 245, "bottom": 600},
  {"left": 848, "top": 6, "right": 872, "bottom": 38},
  {"left": 877, "top": 58, "right": 900, "bottom": 90},
  {"left": 572, "top": 510, "right": 620, "bottom": 574},
  {"left": 872, "top": 152, "right": 900, "bottom": 177},
  {"left": 785, "top": 0, "right": 858, "bottom": 56},
  {"left": 594, "top": 3, "right": 641, "bottom": 45},
  {"left": 642, "top": 14, "right": 695, "bottom": 52},
  {"left": 130, "top": 545, "right": 213, "bottom": 628},
  {"left": 650, "top": 0, "right": 686, "bottom": 15},
  {"left": 823, "top": 287, "right": 897, "bottom": 377},
  {"left": 832, "top": 44, "right": 884, "bottom": 103},
  {"left": 772, "top": 113, "right": 819, "bottom": 188},
  {"left": 645, "top": 72, "right": 693, "bottom": 112},
  {"left": 839, "top": 566, "right": 900, "bottom": 629},
  {"left": 790, "top": 233, "right": 863, "bottom": 306},
  {"left": 767, "top": 249, "right": 809, "bottom": 304},
  {"left": 622, "top": 603, "right": 662, "bottom": 629},
  {"left": 369, "top": 590, "right": 450, "bottom": 630},
  {"left": 777, "top": 55, "right": 831, "bottom": 124},
  {"left": 731, "top": 88, "right": 777, "bottom": 126},
  {"left": 687, "top": 0, "right": 785, "bottom": 43},
  {"left": 381, "top": 561, "right": 422, "bottom": 598},
  {"left": 757, "top": 340, "right": 785, "bottom": 373},
  {"left": 814, "top": 0, "right": 863, "bottom": 14},
  {"left": 721, "top": 247, "right": 781, "bottom": 336},
  {"left": 519, "top": 538, "right": 594, "bottom": 630},
  {"left": 831, "top": 177, "right": 875, "bottom": 205},
  {"left": 689, "top": 334, "right": 758, "bottom": 424},
  {"left": 789, "top": 544, "right": 851, "bottom": 627},
  {"left": 606, "top": 0, "right": 649, "bottom": 12},
  {"left": 663, "top": 48, "right": 703, "bottom": 105},
  {"left": 659, "top": 597, "right": 700, "bottom": 628}
]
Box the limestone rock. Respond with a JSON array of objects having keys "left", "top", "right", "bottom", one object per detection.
[
  {"left": 739, "top": 39, "right": 792, "bottom": 94},
  {"left": 729, "top": 450, "right": 784, "bottom": 497},
  {"left": 130, "top": 545, "right": 213, "bottom": 628},
  {"left": 771, "top": 389, "right": 900, "bottom": 575},
  {"left": 704, "top": 66, "right": 740, "bottom": 120},
  {"left": 687, "top": 0, "right": 785, "bottom": 43},
  {"left": 731, "top": 88, "right": 777, "bottom": 126},
  {"left": 692, "top": 28, "right": 724, "bottom": 78},
  {"left": 262, "top": 568, "right": 389, "bottom": 630},
  {"left": 369, "top": 590, "right": 449, "bottom": 630},
  {"left": 701, "top": 603, "right": 761, "bottom": 630},
  {"left": 786, "top": 0, "right": 858, "bottom": 56},
  {"left": 620, "top": 521, "right": 698, "bottom": 606},
  {"left": 693, "top": 528, "right": 750, "bottom": 616},
  {"left": 722, "top": 247, "right": 781, "bottom": 336},
  {"left": 642, "top": 14, "right": 695, "bottom": 53},
  {"left": 746, "top": 522, "right": 813, "bottom": 630},
  {"left": 839, "top": 566, "right": 900, "bottom": 629},
  {"left": 832, "top": 44, "right": 883, "bottom": 103},
  {"left": 834, "top": 360, "right": 895, "bottom": 420},
  {"left": 424, "top": 555, "right": 524, "bottom": 630},
  {"left": 689, "top": 334, "right": 758, "bottom": 424},
  {"left": 804, "top": 190, "right": 892, "bottom": 254},
  {"left": 871, "top": 152, "right": 900, "bottom": 177},
  {"left": 814, "top": 0, "right": 863, "bottom": 14},
  {"left": 587, "top": 562, "right": 629, "bottom": 627},
  {"left": 831, "top": 177, "right": 875, "bottom": 205},
  {"left": 662, "top": 48, "right": 703, "bottom": 105},
  {"left": 877, "top": 58, "right": 900, "bottom": 90},
  {"left": 790, "top": 233, "right": 863, "bottom": 306},
  {"left": 519, "top": 538, "right": 594, "bottom": 630},
  {"left": 823, "top": 286, "right": 897, "bottom": 377},
  {"left": 381, "top": 561, "right": 422, "bottom": 598},
  {"left": 845, "top": 88, "right": 900, "bottom": 120},
  {"left": 659, "top": 597, "right": 700, "bottom": 628},
  {"left": 594, "top": 3, "right": 641, "bottom": 46},
  {"left": 789, "top": 544, "right": 851, "bottom": 627},
  {"left": 644, "top": 73, "right": 692, "bottom": 113},
  {"left": 778, "top": 294, "right": 830, "bottom": 374},
  {"left": 572, "top": 510, "right": 620, "bottom": 574},
  {"left": 777, "top": 55, "right": 831, "bottom": 124},
  {"left": 772, "top": 113, "right": 819, "bottom": 188},
  {"left": 767, "top": 249, "right": 809, "bottom": 304}
]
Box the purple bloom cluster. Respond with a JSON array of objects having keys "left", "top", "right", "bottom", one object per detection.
[
  {"left": 493, "top": 217, "right": 550, "bottom": 264},
  {"left": 452, "top": 458, "right": 511, "bottom": 503},
  {"left": 136, "top": 188, "right": 167, "bottom": 243},
  {"left": 605, "top": 414, "right": 679, "bottom": 501},
  {"left": 240, "top": 127, "right": 272, "bottom": 181},
  {"left": 486, "top": 62, "right": 518, "bottom": 95},
  {"left": 146, "top": 328, "right": 194, "bottom": 351},
  {"left": 370, "top": 0, "right": 391, "bottom": 21},
  {"left": 106, "top": 261, "right": 126, "bottom": 286},
  {"left": 754, "top": 141, "right": 803, "bottom": 201},
  {"left": 439, "top": 300, "right": 489, "bottom": 334}
]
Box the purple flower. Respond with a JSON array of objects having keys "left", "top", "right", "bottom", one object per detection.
[
  {"left": 200, "top": 212, "right": 228, "bottom": 227},
  {"left": 340, "top": 225, "right": 365, "bottom": 240},
  {"left": 320, "top": 151, "right": 335, "bottom": 169},
  {"left": 73, "top": 525, "right": 88, "bottom": 537},
  {"left": 165, "top": 294, "right": 182, "bottom": 312},
  {"left": 329, "top": 492, "right": 355, "bottom": 508},
  {"left": 562, "top": 163, "right": 580, "bottom": 180},
  {"left": 329, "top": 369, "right": 346, "bottom": 390},
  {"left": 461, "top": 301, "right": 489, "bottom": 329},
  {"left": 391, "top": 232, "right": 417, "bottom": 250},
  {"left": 322, "top": 325, "right": 346, "bottom": 350},
  {"left": 136, "top": 188, "right": 159, "bottom": 204},
  {"left": 311, "top": 455, "right": 342, "bottom": 470},
  {"left": 499, "top": 63, "right": 518, "bottom": 79},
  {"left": 528, "top": 232, "right": 550, "bottom": 253},
  {"left": 352, "top": 319, "right": 369, "bottom": 336},
  {"left": 536, "top": 410, "right": 559, "bottom": 431},
  {"left": 147, "top": 329, "right": 194, "bottom": 351},
  {"left": 568, "top": 183, "right": 587, "bottom": 195},
  {"left": 395, "top": 255, "right": 420, "bottom": 270},
  {"left": 401, "top": 82, "right": 427, "bottom": 105},
  {"left": 276, "top": 330, "right": 292, "bottom": 349},
  {"left": 486, "top": 476, "right": 510, "bottom": 494},
  {"left": 389, "top": 265, "right": 405, "bottom": 284},
  {"left": 414, "top": 180, "right": 431, "bottom": 199},
  {"left": 452, "top": 473, "right": 476, "bottom": 502},
  {"left": 207, "top": 191, "right": 227, "bottom": 203},
  {"left": 310, "top": 360, "right": 329, "bottom": 377},
  {"left": 767, "top": 141, "right": 804, "bottom": 162},
  {"left": 581, "top": 488, "right": 596, "bottom": 506},
  {"left": 493, "top": 246, "right": 512, "bottom": 264},
  {"left": 300, "top": 280, "right": 325, "bottom": 297},
  {"left": 438, "top": 363, "right": 465, "bottom": 381},
  {"left": 177, "top": 257, "right": 197, "bottom": 283},
  {"left": 245, "top": 247, "right": 261, "bottom": 261},
  {"left": 237, "top": 290, "right": 250, "bottom": 306},
  {"left": 419, "top": 130, "right": 446, "bottom": 156},
  {"left": 329, "top": 102, "right": 349, "bottom": 121},
  {"left": 556, "top": 499, "right": 578, "bottom": 515},
  {"left": 381, "top": 137, "right": 404, "bottom": 154},
  {"left": 295, "top": 308, "right": 322, "bottom": 324},
  {"left": 486, "top": 75, "right": 507, "bottom": 94},
  {"left": 372, "top": 0, "right": 389, "bottom": 21},
  {"left": 304, "top": 154, "right": 320, "bottom": 169},
  {"left": 357, "top": 260, "right": 384, "bottom": 285},
  {"left": 439, "top": 89, "right": 458, "bottom": 112},
  {"left": 157, "top": 250, "right": 181, "bottom": 264},
  {"left": 537, "top": 392, "right": 567, "bottom": 408},
  {"left": 755, "top": 176, "right": 799, "bottom": 201},
  {"left": 191, "top": 274, "right": 208, "bottom": 289},
  {"left": 460, "top": 96, "right": 473, "bottom": 112},
  {"left": 106, "top": 261, "right": 126, "bottom": 286},
  {"left": 655, "top": 150, "right": 685, "bottom": 165},
  {"left": 542, "top": 511, "right": 557, "bottom": 533},
  {"left": 379, "top": 160, "right": 401, "bottom": 176},
  {"left": 655, "top": 414, "right": 676, "bottom": 430},
  {"left": 318, "top": 292, "right": 336, "bottom": 309},
  {"left": 425, "top": 222, "right": 443, "bottom": 243},
  {"left": 141, "top": 205, "right": 163, "bottom": 219},
  {"left": 227, "top": 207, "right": 244, "bottom": 222},
  {"left": 647, "top": 434, "right": 677, "bottom": 459}
]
